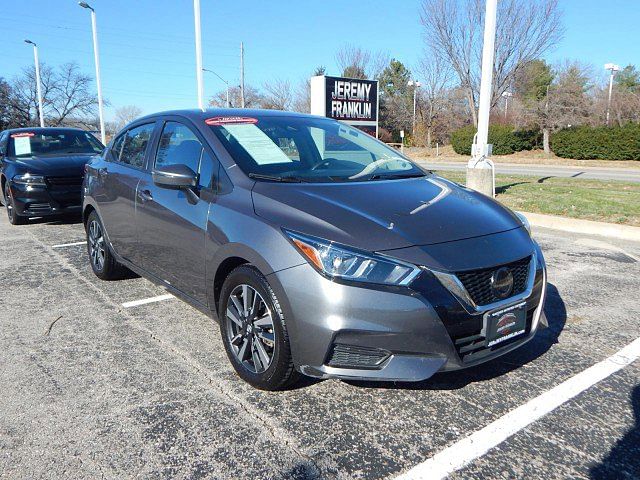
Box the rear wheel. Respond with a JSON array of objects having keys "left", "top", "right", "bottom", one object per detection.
[
  {"left": 86, "top": 210, "right": 126, "bottom": 280},
  {"left": 219, "top": 265, "right": 299, "bottom": 390},
  {"left": 5, "top": 186, "right": 26, "bottom": 225}
]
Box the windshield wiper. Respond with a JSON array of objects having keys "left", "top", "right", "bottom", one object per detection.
[
  {"left": 368, "top": 172, "right": 427, "bottom": 180},
  {"left": 248, "top": 173, "right": 303, "bottom": 183}
]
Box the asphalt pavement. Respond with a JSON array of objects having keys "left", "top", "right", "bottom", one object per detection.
[
  {"left": 416, "top": 160, "right": 640, "bottom": 183},
  {"left": 0, "top": 213, "right": 639, "bottom": 479}
]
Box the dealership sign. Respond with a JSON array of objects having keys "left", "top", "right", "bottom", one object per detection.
[{"left": 310, "top": 75, "right": 379, "bottom": 137}]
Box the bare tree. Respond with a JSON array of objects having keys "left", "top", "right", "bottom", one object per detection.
[
  {"left": 114, "top": 105, "right": 143, "bottom": 131},
  {"left": 47, "top": 63, "right": 99, "bottom": 125},
  {"left": 417, "top": 52, "right": 454, "bottom": 147},
  {"left": 262, "top": 78, "right": 293, "bottom": 110},
  {"left": 335, "top": 44, "right": 389, "bottom": 79},
  {"left": 420, "top": 0, "right": 563, "bottom": 126},
  {"left": 209, "top": 85, "right": 263, "bottom": 108},
  {"left": 8, "top": 62, "right": 99, "bottom": 127},
  {"left": 9, "top": 64, "right": 56, "bottom": 126}
]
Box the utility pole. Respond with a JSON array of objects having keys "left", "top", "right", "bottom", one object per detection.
[
  {"left": 79, "top": 2, "right": 106, "bottom": 144},
  {"left": 24, "top": 40, "right": 44, "bottom": 127},
  {"left": 408, "top": 80, "right": 421, "bottom": 137},
  {"left": 193, "top": 0, "right": 205, "bottom": 110},
  {"left": 466, "top": 0, "right": 497, "bottom": 197},
  {"left": 604, "top": 63, "right": 620, "bottom": 126},
  {"left": 240, "top": 42, "right": 245, "bottom": 108}
]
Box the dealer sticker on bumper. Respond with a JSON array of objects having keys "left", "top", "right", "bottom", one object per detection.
[{"left": 485, "top": 301, "right": 527, "bottom": 348}]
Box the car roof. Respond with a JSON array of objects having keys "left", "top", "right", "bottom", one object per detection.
[
  {"left": 134, "top": 108, "right": 324, "bottom": 124},
  {"left": 2, "top": 126, "right": 90, "bottom": 134}
]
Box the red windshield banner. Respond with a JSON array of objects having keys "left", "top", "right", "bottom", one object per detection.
[
  {"left": 205, "top": 116, "right": 258, "bottom": 126},
  {"left": 10, "top": 132, "right": 35, "bottom": 138}
]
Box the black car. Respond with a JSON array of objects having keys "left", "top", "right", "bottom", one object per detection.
[{"left": 0, "top": 127, "right": 104, "bottom": 224}]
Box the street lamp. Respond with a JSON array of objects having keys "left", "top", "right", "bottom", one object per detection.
[
  {"left": 78, "top": 2, "right": 106, "bottom": 144},
  {"left": 407, "top": 80, "right": 421, "bottom": 136},
  {"left": 467, "top": 0, "right": 497, "bottom": 198},
  {"left": 604, "top": 63, "right": 620, "bottom": 126},
  {"left": 501, "top": 91, "right": 513, "bottom": 119},
  {"left": 193, "top": 0, "right": 205, "bottom": 110},
  {"left": 24, "top": 40, "right": 44, "bottom": 127},
  {"left": 203, "top": 68, "right": 230, "bottom": 107}
]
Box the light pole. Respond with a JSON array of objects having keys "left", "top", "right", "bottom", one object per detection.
[
  {"left": 501, "top": 91, "right": 513, "bottom": 119},
  {"left": 203, "top": 69, "right": 230, "bottom": 107},
  {"left": 604, "top": 63, "right": 620, "bottom": 126},
  {"left": 467, "top": 0, "right": 497, "bottom": 197},
  {"left": 407, "top": 80, "right": 421, "bottom": 136},
  {"left": 24, "top": 40, "right": 44, "bottom": 127},
  {"left": 240, "top": 42, "right": 245, "bottom": 108},
  {"left": 79, "top": 2, "right": 106, "bottom": 144},
  {"left": 193, "top": 0, "right": 205, "bottom": 110}
]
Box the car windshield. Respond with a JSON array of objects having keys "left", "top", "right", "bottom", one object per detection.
[
  {"left": 8, "top": 129, "right": 104, "bottom": 158},
  {"left": 208, "top": 115, "right": 427, "bottom": 182}
]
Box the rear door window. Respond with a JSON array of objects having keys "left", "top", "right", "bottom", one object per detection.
[{"left": 120, "top": 123, "right": 155, "bottom": 168}]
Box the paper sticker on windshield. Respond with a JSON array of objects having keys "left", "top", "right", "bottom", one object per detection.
[
  {"left": 222, "top": 124, "right": 293, "bottom": 165},
  {"left": 13, "top": 135, "right": 32, "bottom": 156},
  {"left": 205, "top": 116, "right": 258, "bottom": 126}
]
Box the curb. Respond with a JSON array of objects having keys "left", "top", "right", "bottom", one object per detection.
[{"left": 522, "top": 211, "right": 640, "bottom": 242}]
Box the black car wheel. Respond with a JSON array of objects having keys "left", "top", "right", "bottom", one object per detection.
[
  {"left": 5, "top": 186, "right": 26, "bottom": 225},
  {"left": 219, "top": 265, "right": 299, "bottom": 390},
  {"left": 86, "top": 210, "right": 127, "bottom": 280}
]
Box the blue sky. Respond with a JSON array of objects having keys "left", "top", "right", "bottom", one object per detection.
[{"left": 1, "top": 0, "right": 638, "bottom": 121}]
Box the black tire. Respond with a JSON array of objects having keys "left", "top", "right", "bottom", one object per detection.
[
  {"left": 86, "top": 210, "right": 127, "bottom": 280},
  {"left": 5, "top": 186, "right": 26, "bottom": 225},
  {"left": 219, "top": 265, "right": 299, "bottom": 390}
]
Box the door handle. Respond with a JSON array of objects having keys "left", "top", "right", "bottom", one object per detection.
[{"left": 138, "top": 189, "right": 153, "bottom": 202}]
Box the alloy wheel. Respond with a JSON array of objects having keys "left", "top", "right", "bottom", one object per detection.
[
  {"left": 88, "top": 219, "right": 106, "bottom": 271},
  {"left": 5, "top": 189, "right": 14, "bottom": 222},
  {"left": 225, "top": 284, "right": 276, "bottom": 373}
]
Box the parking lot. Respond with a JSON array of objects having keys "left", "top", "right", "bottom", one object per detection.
[{"left": 0, "top": 212, "right": 638, "bottom": 480}]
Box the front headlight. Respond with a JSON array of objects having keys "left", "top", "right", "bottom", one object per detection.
[
  {"left": 285, "top": 230, "right": 421, "bottom": 286},
  {"left": 12, "top": 173, "right": 46, "bottom": 186},
  {"left": 515, "top": 211, "right": 531, "bottom": 235}
]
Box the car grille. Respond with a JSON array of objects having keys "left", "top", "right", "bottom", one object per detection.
[
  {"left": 453, "top": 308, "right": 535, "bottom": 364},
  {"left": 456, "top": 256, "right": 531, "bottom": 306},
  {"left": 326, "top": 344, "right": 390, "bottom": 370},
  {"left": 47, "top": 176, "right": 84, "bottom": 186}
]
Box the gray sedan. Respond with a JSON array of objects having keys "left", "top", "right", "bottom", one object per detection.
[{"left": 82, "top": 109, "right": 547, "bottom": 390}]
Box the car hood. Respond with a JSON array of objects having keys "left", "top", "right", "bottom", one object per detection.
[
  {"left": 12, "top": 154, "right": 98, "bottom": 177},
  {"left": 252, "top": 175, "right": 522, "bottom": 251}
]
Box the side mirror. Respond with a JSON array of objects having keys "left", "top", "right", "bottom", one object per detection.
[{"left": 152, "top": 164, "right": 198, "bottom": 189}]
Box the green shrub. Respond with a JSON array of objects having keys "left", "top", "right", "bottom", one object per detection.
[
  {"left": 551, "top": 124, "right": 640, "bottom": 160},
  {"left": 450, "top": 124, "right": 541, "bottom": 156}
]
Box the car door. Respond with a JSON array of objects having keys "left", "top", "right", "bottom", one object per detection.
[
  {"left": 96, "top": 122, "right": 157, "bottom": 262},
  {"left": 134, "top": 119, "right": 216, "bottom": 304}
]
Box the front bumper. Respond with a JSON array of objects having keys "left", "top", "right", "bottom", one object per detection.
[
  {"left": 268, "top": 248, "right": 547, "bottom": 382},
  {"left": 10, "top": 182, "right": 82, "bottom": 217}
]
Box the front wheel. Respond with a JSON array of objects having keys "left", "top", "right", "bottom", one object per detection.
[
  {"left": 86, "top": 210, "right": 127, "bottom": 280},
  {"left": 5, "top": 186, "right": 26, "bottom": 225},
  {"left": 219, "top": 265, "right": 299, "bottom": 390}
]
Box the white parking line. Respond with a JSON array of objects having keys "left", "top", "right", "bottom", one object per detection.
[
  {"left": 396, "top": 336, "right": 640, "bottom": 480},
  {"left": 122, "top": 294, "right": 174, "bottom": 308},
  {"left": 52, "top": 241, "right": 86, "bottom": 248}
]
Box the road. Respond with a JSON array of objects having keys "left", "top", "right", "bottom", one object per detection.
[
  {"left": 416, "top": 160, "right": 640, "bottom": 183},
  {"left": 0, "top": 213, "right": 639, "bottom": 479}
]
